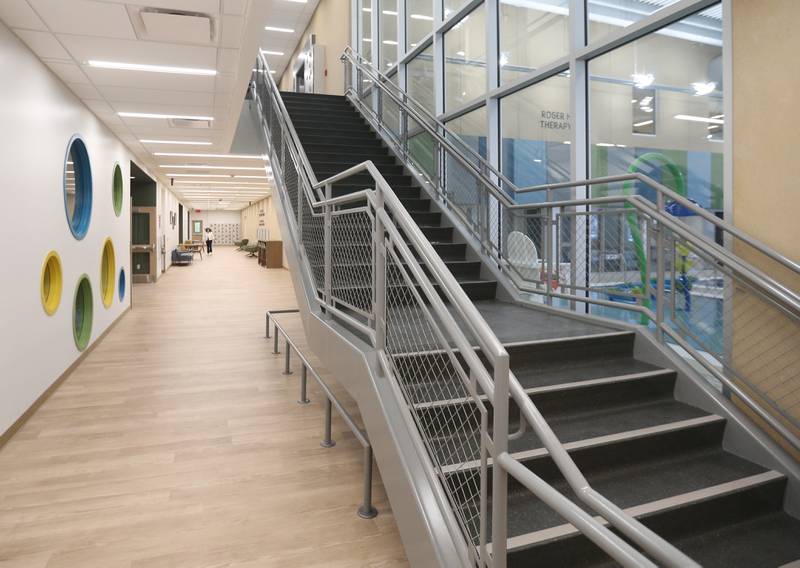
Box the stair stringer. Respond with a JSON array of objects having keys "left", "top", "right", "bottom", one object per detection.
[{"left": 271, "top": 168, "right": 474, "bottom": 568}]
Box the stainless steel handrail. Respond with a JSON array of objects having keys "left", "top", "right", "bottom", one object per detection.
[
  {"left": 256, "top": 53, "right": 672, "bottom": 567},
  {"left": 266, "top": 309, "right": 378, "bottom": 519}
]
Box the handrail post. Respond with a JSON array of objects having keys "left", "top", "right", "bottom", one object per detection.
[
  {"left": 491, "top": 354, "right": 510, "bottom": 568},
  {"left": 374, "top": 188, "right": 387, "bottom": 350},
  {"left": 324, "top": 182, "right": 333, "bottom": 313},
  {"left": 545, "top": 189, "right": 554, "bottom": 306},
  {"left": 655, "top": 192, "right": 666, "bottom": 342},
  {"left": 273, "top": 330, "right": 280, "bottom": 354},
  {"left": 265, "top": 312, "right": 270, "bottom": 338},
  {"left": 321, "top": 398, "right": 336, "bottom": 448},
  {"left": 358, "top": 446, "right": 378, "bottom": 519},
  {"left": 283, "top": 339, "right": 293, "bottom": 375},
  {"left": 298, "top": 364, "right": 311, "bottom": 404}
]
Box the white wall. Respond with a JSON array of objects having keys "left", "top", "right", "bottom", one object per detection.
[
  {"left": 0, "top": 21, "right": 133, "bottom": 435},
  {"left": 190, "top": 209, "right": 242, "bottom": 245},
  {"left": 157, "top": 186, "right": 186, "bottom": 275}
]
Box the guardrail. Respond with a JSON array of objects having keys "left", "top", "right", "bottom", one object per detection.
[{"left": 266, "top": 308, "right": 377, "bottom": 519}]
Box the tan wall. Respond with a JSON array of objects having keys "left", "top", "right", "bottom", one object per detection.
[
  {"left": 240, "top": 196, "right": 286, "bottom": 267},
  {"left": 731, "top": 0, "right": 800, "bottom": 458},
  {"left": 279, "top": 0, "right": 351, "bottom": 95}
]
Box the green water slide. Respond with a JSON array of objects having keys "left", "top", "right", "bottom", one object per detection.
[{"left": 620, "top": 153, "right": 686, "bottom": 322}]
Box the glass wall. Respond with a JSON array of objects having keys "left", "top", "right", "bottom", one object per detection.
[
  {"left": 407, "top": 0, "right": 433, "bottom": 49},
  {"left": 499, "top": 0, "right": 569, "bottom": 85},
  {"left": 500, "top": 72, "right": 571, "bottom": 202},
  {"left": 588, "top": 0, "right": 684, "bottom": 43},
  {"left": 447, "top": 105, "right": 487, "bottom": 159},
  {"left": 407, "top": 44, "right": 435, "bottom": 114},
  {"left": 589, "top": 5, "right": 724, "bottom": 213},
  {"left": 360, "top": 0, "right": 372, "bottom": 63},
  {"left": 380, "top": 0, "right": 398, "bottom": 70},
  {"left": 444, "top": 3, "right": 486, "bottom": 111}
]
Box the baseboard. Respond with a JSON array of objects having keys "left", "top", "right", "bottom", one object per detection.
[{"left": 0, "top": 305, "right": 132, "bottom": 448}]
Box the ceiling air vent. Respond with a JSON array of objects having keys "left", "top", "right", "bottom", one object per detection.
[
  {"left": 133, "top": 8, "right": 216, "bottom": 44},
  {"left": 169, "top": 118, "right": 212, "bottom": 129}
]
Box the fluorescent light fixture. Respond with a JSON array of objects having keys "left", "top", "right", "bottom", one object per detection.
[
  {"left": 382, "top": 40, "right": 398, "bottom": 45},
  {"left": 382, "top": 9, "right": 397, "bottom": 15},
  {"left": 264, "top": 26, "right": 295, "bottom": 33},
  {"left": 167, "top": 174, "right": 230, "bottom": 178},
  {"left": 499, "top": 53, "right": 509, "bottom": 67},
  {"left": 533, "top": 159, "right": 542, "bottom": 163},
  {"left": 363, "top": 38, "right": 372, "bottom": 42},
  {"left": 175, "top": 180, "right": 269, "bottom": 185},
  {"left": 563, "top": 140, "right": 571, "bottom": 144},
  {"left": 153, "top": 152, "right": 266, "bottom": 159},
  {"left": 691, "top": 81, "right": 716, "bottom": 96},
  {"left": 633, "top": 119, "right": 654, "bottom": 127},
  {"left": 87, "top": 60, "right": 216, "bottom": 76},
  {"left": 158, "top": 165, "right": 265, "bottom": 170},
  {"left": 140, "top": 139, "right": 212, "bottom": 145},
  {"left": 631, "top": 73, "right": 654, "bottom": 89},
  {"left": 456, "top": 50, "right": 465, "bottom": 56},
  {"left": 362, "top": 7, "right": 372, "bottom": 11},
  {"left": 284, "top": 0, "right": 307, "bottom": 3},
  {"left": 238, "top": 175, "right": 271, "bottom": 179},
  {"left": 270, "top": 70, "right": 276, "bottom": 74},
  {"left": 260, "top": 49, "right": 285, "bottom": 56},
  {"left": 674, "top": 114, "right": 724, "bottom": 125},
  {"left": 410, "top": 13, "right": 433, "bottom": 20},
  {"left": 616, "top": 144, "right": 627, "bottom": 148},
  {"left": 595, "top": 142, "right": 615, "bottom": 147},
  {"left": 119, "top": 112, "right": 213, "bottom": 121}
]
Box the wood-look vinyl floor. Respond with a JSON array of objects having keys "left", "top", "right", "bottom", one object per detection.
[{"left": 0, "top": 246, "right": 408, "bottom": 568}]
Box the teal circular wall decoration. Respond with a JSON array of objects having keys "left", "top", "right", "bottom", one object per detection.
[{"left": 64, "top": 135, "right": 93, "bottom": 239}]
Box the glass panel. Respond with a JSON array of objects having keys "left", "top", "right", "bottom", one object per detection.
[
  {"left": 446, "top": 105, "right": 487, "bottom": 160},
  {"left": 499, "top": 0, "right": 569, "bottom": 85},
  {"left": 361, "top": 0, "right": 372, "bottom": 62},
  {"left": 132, "top": 213, "right": 151, "bottom": 245},
  {"left": 588, "top": 0, "right": 704, "bottom": 44},
  {"left": 407, "top": 44, "right": 435, "bottom": 114},
  {"left": 407, "top": 0, "right": 433, "bottom": 49},
  {"left": 500, "top": 73, "right": 572, "bottom": 202},
  {"left": 383, "top": 71, "right": 402, "bottom": 139},
  {"left": 588, "top": 5, "right": 724, "bottom": 214},
  {"left": 380, "top": 0, "right": 398, "bottom": 70},
  {"left": 444, "top": 0, "right": 468, "bottom": 19},
  {"left": 444, "top": 3, "right": 486, "bottom": 111}
]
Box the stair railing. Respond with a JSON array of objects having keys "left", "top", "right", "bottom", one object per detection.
[
  {"left": 340, "top": 47, "right": 800, "bottom": 457},
  {"left": 252, "top": 54, "right": 667, "bottom": 567}
]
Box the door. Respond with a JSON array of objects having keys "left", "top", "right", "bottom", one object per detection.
[
  {"left": 178, "top": 203, "right": 184, "bottom": 244},
  {"left": 191, "top": 219, "right": 203, "bottom": 242},
  {"left": 131, "top": 208, "right": 156, "bottom": 283}
]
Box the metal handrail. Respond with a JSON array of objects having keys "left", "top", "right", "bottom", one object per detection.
[
  {"left": 343, "top": 47, "right": 799, "bottom": 288},
  {"left": 265, "top": 309, "right": 378, "bottom": 519},
  {"left": 255, "top": 52, "right": 672, "bottom": 567}
]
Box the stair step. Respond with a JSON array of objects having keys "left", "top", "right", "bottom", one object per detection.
[
  {"left": 303, "top": 143, "right": 389, "bottom": 157},
  {"left": 313, "top": 162, "right": 406, "bottom": 177},
  {"left": 399, "top": 198, "right": 431, "bottom": 211},
  {"left": 295, "top": 132, "right": 381, "bottom": 146},
  {"left": 280, "top": 92, "right": 349, "bottom": 103},
  {"left": 409, "top": 211, "right": 442, "bottom": 225},
  {"left": 284, "top": 100, "right": 355, "bottom": 113},
  {"left": 307, "top": 152, "right": 395, "bottom": 166},
  {"left": 509, "top": 471, "right": 799, "bottom": 568},
  {"left": 418, "top": 226, "right": 453, "bottom": 242}
]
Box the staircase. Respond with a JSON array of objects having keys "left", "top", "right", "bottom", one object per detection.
[{"left": 275, "top": 90, "right": 800, "bottom": 567}]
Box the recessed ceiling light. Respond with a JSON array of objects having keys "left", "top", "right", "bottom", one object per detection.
[
  {"left": 691, "top": 81, "right": 716, "bottom": 96},
  {"left": 284, "top": 0, "right": 307, "bottom": 3},
  {"left": 382, "top": 40, "right": 398, "bottom": 45},
  {"left": 265, "top": 26, "right": 295, "bottom": 33},
  {"left": 363, "top": 38, "right": 372, "bottom": 42},
  {"left": 119, "top": 112, "right": 214, "bottom": 121},
  {"left": 87, "top": 60, "right": 216, "bottom": 76},
  {"left": 633, "top": 119, "right": 654, "bottom": 127},
  {"left": 410, "top": 13, "right": 433, "bottom": 20},
  {"left": 382, "top": 10, "right": 398, "bottom": 15},
  {"left": 167, "top": 173, "right": 231, "bottom": 178},
  {"left": 140, "top": 139, "right": 212, "bottom": 145},
  {"left": 363, "top": 7, "right": 372, "bottom": 11},
  {"left": 175, "top": 180, "right": 270, "bottom": 185},
  {"left": 260, "top": 50, "right": 285, "bottom": 56},
  {"left": 153, "top": 152, "right": 266, "bottom": 159},
  {"left": 159, "top": 165, "right": 266, "bottom": 170}
]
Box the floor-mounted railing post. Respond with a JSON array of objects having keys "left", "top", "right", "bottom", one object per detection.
[
  {"left": 324, "top": 182, "right": 333, "bottom": 312},
  {"left": 265, "top": 312, "right": 270, "bottom": 338},
  {"left": 358, "top": 445, "right": 378, "bottom": 519},
  {"left": 321, "top": 398, "right": 336, "bottom": 448},
  {"left": 283, "top": 339, "right": 293, "bottom": 375},
  {"left": 273, "top": 330, "right": 280, "bottom": 355},
  {"left": 298, "top": 364, "right": 310, "bottom": 405},
  {"left": 491, "top": 355, "right": 510, "bottom": 568}
]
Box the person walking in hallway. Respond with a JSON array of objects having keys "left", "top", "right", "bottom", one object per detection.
[{"left": 205, "top": 227, "right": 214, "bottom": 254}]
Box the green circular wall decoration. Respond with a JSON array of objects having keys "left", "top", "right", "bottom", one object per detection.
[
  {"left": 73, "top": 275, "right": 93, "bottom": 351},
  {"left": 112, "top": 163, "right": 123, "bottom": 217}
]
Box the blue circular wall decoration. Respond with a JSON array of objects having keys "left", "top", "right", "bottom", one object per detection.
[
  {"left": 118, "top": 267, "right": 126, "bottom": 301},
  {"left": 64, "top": 135, "right": 93, "bottom": 239}
]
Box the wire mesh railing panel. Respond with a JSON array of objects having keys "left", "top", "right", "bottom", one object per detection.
[
  {"left": 330, "top": 207, "right": 375, "bottom": 315},
  {"left": 299, "top": 186, "right": 326, "bottom": 293},
  {"left": 383, "top": 243, "right": 487, "bottom": 553}
]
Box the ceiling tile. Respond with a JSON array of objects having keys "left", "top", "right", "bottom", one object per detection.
[
  {"left": 83, "top": 99, "right": 115, "bottom": 114},
  {"left": 28, "top": 0, "right": 136, "bottom": 39},
  {"left": 218, "top": 48, "right": 239, "bottom": 73},
  {"left": 14, "top": 29, "right": 70, "bottom": 59},
  {"left": 223, "top": 0, "right": 248, "bottom": 16},
  {"left": 97, "top": 85, "right": 215, "bottom": 107},
  {"left": 0, "top": 0, "right": 47, "bottom": 30},
  {"left": 116, "top": 0, "right": 221, "bottom": 14},
  {"left": 43, "top": 60, "right": 91, "bottom": 84},
  {"left": 82, "top": 67, "right": 217, "bottom": 92},
  {"left": 67, "top": 82, "right": 103, "bottom": 100},
  {"left": 219, "top": 14, "right": 244, "bottom": 48},
  {"left": 57, "top": 35, "right": 217, "bottom": 68}
]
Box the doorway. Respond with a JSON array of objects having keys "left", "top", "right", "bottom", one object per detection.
[
  {"left": 178, "top": 203, "right": 184, "bottom": 244},
  {"left": 130, "top": 162, "right": 157, "bottom": 283},
  {"left": 294, "top": 63, "right": 306, "bottom": 93}
]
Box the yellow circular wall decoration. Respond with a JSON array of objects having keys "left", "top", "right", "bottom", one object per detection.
[
  {"left": 100, "top": 238, "right": 116, "bottom": 308},
  {"left": 40, "top": 251, "right": 63, "bottom": 315}
]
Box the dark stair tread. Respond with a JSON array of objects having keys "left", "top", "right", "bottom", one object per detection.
[
  {"left": 498, "top": 433, "right": 767, "bottom": 537},
  {"left": 512, "top": 356, "right": 664, "bottom": 391}
]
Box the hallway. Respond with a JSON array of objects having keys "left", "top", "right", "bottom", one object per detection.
[{"left": 0, "top": 247, "right": 407, "bottom": 568}]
